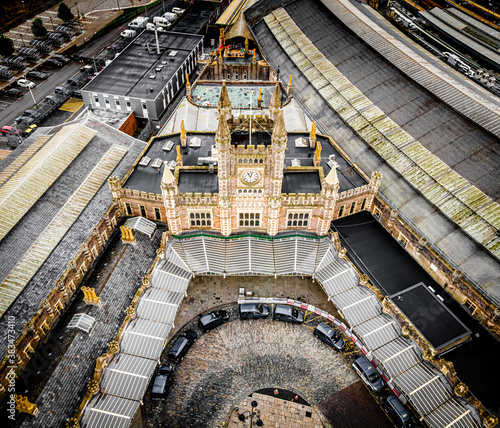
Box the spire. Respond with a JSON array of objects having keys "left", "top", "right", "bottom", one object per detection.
[
  {"left": 218, "top": 81, "right": 232, "bottom": 122},
  {"left": 176, "top": 145, "right": 183, "bottom": 166},
  {"left": 252, "top": 49, "right": 256, "bottom": 63},
  {"left": 180, "top": 120, "right": 187, "bottom": 147},
  {"left": 162, "top": 164, "right": 176, "bottom": 186},
  {"left": 269, "top": 82, "right": 281, "bottom": 121},
  {"left": 215, "top": 114, "right": 231, "bottom": 143},
  {"left": 309, "top": 121, "right": 317, "bottom": 148},
  {"left": 271, "top": 109, "right": 287, "bottom": 145}
]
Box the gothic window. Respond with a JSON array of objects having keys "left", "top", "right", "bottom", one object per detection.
[
  {"left": 259, "top": 159, "right": 263, "bottom": 163},
  {"left": 239, "top": 212, "right": 260, "bottom": 227},
  {"left": 190, "top": 211, "right": 212, "bottom": 228},
  {"left": 338, "top": 205, "right": 345, "bottom": 217},
  {"left": 155, "top": 207, "right": 161, "bottom": 221},
  {"left": 361, "top": 198, "right": 367, "bottom": 210},
  {"left": 287, "top": 212, "right": 310, "bottom": 228},
  {"left": 140, "top": 205, "right": 146, "bottom": 217},
  {"left": 238, "top": 159, "right": 242, "bottom": 164},
  {"left": 125, "top": 203, "right": 132, "bottom": 216},
  {"left": 350, "top": 202, "right": 356, "bottom": 214}
]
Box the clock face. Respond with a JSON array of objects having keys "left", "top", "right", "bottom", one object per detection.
[{"left": 242, "top": 170, "right": 260, "bottom": 184}]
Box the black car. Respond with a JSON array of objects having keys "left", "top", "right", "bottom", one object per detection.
[
  {"left": 4, "top": 89, "right": 23, "bottom": 98},
  {"left": 53, "top": 54, "right": 70, "bottom": 64},
  {"left": 55, "top": 86, "right": 72, "bottom": 96},
  {"left": 384, "top": 395, "right": 418, "bottom": 428},
  {"left": 168, "top": 329, "right": 197, "bottom": 362},
  {"left": 352, "top": 356, "right": 384, "bottom": 392},
  {"left": 273, "top": 304, "right": 304, "bottom": 324},
  {"left": 151, "top": 364, "right": 174, "bottom": 400},
  {"left": 23, "top": 109, "right": 42, "bottom": 120},
  {"left": 198, "top": 309, "right": 229, "bottom": 333},
  {"left": 15, "top": 116, "right": 36, "bottom": 126},
  {"left": 45, "top": 58, "right": 63, "bottom": 68},
  {"left": 26, "top": 71, "right": 48, "bottom": 80},
  {"left": 238, "top": 303, "right": 270, "bottom": 320},
  {"left": 313, "top": 322, "right": 345, "bottom": 351}
]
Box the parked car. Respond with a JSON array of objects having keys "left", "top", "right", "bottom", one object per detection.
[
  {"left": 172, "top": 7, "right": 185, "bottom": 14},
  {"left": 1, "top": 126, "right": 17, "bottom": 135},
  {"left": 198, "top": 310, "right": 229, "bottom": 333},
  {"left": 383, "top": 395, "right": 418, "bottom": 428},
  {"left": 168, "top": 330, "right": 197, "bottom": 362},
  {"left": 44, "top": 94, "right": 60, "bottom": 105},
  {"left": 15, "top": 116, "right": 36, "bottom": 126},
  {"left": 120, "top": 29, "right": 137, "bottom": 38},
  {"left": 45, "top": 59, "right": 63, "bottom": 68},
  {"left": 4, "top": 89, "right": 23, "bottom": 98},
  {"left": 21, "top": 124, "right": 37, "bottom": 137},
  {"left": 352, "top": 356, "right": 384, "bottom": 392},
  {"left": 273, "top": 304, "right": 304, "bottom": 324},
  {"left": 313, "top": 322, "right": 345, "bottom": 351},
  {"left": 151, "top": 364, "right": 174, "bottom": 400},
  {"left": 27, "top": 71, "right": 48, "bottom": 80},
  {"left": 238, "top": 303, "right": 270, "bottom": 320},
  {"left": 53, "top": 54, "right": 70, "bottom": 64},
  {"left": 55, "top": 86, "right": 72, "bottom": 96},
  {"left": 23, "top": 109, "right": 42, "bottom": 120},
  {"left": 18, "top": 79, "right": 35, "bottom": 89}
]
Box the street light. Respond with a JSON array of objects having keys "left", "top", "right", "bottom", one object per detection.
[
  {"left": 28, "top": 86, "right": 38, "bottom": 109},
  {"left": 75, "top": 3, "right": 80, "bottom": 19}
]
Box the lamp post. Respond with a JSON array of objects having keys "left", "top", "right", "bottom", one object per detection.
[
  {"left": 28, "top": 86, "right": 38, "bottom": 109},
  {"left": 237, "top": 400, "right": 262, "bottom": 426},
  {"left": 75, "top": 3, "right": 80, "bottom": 19}
]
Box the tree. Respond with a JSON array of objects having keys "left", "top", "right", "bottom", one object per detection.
[
  {"left": 57, "top": 2, "right": 74, "bottom": 22},
  {"left": 31, "top": 18, "right": 48, "bottom": 38},
  {"left": 0, "top": 35, "right": 15, "bottom": 57}
]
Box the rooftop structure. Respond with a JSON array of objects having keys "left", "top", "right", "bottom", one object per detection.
[{"left": 81, "top": 31, "right": 203, "bottom": 121}]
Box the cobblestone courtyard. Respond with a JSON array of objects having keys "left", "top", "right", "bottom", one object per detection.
[{"left": 140, "top": 276, "right": 392, "bottom": 428}]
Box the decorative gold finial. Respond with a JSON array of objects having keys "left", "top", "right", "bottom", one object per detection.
[
  {"left": 252, "top": 49, "right": 256, "bottom": 62},
  {"left": 120, "top": 226, "right": 136, "bottom": 245},
  {"left": 81, "top": 287, "right": 101, "bottom": 306},
  {"left": 257, "top": 88, "right": 262, "bottom": 102},
  {"left": 176, "top": 145, "right": 183, "bottom": 166},
  {"left": 314, "top": 141, "right": 322, "bottom": 166},
  {"left": 309, "top": 121, "right": 317, "bottom": 148},
  {"left": 180, "top": 120, "right": 187, "bottom": 147},
  {"left": 15, "top": 395, "right": 38, "bottom": 416}
]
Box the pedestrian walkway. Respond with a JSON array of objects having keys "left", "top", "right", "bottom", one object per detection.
[{"left": 227, "top": 392, "right": 323, "bottom": 428}]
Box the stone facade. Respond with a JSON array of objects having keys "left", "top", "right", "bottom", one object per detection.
[{"left": 111, "top": 87, "right": 382, "bottom": 237}]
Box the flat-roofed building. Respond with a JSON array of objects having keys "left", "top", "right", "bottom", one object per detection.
[{"left": 81, "top": 31, "right": 203, "bottom": 121}]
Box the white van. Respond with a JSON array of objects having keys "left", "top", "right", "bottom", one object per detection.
[
  {"left": 129, "top": 17, "right": 149, "bottom": 29},
  {"left": 120, "top": 29, "right": 137, "bottom": 38},
  {"left": 153, "top": 16, "right": 171, "bottom": 28},
  {"left": 162, "top": 12, "right": 176, "bottom": 21}
]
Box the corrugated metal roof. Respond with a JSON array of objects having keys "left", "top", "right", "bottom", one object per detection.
[
  {"left": 82, "top": 395, "right": 139, "bottom": 428},
  {"left": 265, "top": 8, "right": 500, "bottom": 260}
]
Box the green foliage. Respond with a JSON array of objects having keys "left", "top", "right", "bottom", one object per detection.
[
  {"left": 0, "top": 34, "right": 15, "bottom": 57},
  {"left": 57, "top": 2, "right": 74, "bottom": 22},
  {"left": 31, "top": 17, "right": 47, "bottom": 38}
]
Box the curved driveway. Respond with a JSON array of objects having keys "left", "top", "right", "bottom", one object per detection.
[{"left": 144, "top": 312, "right": 358, "bottom": 427}]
